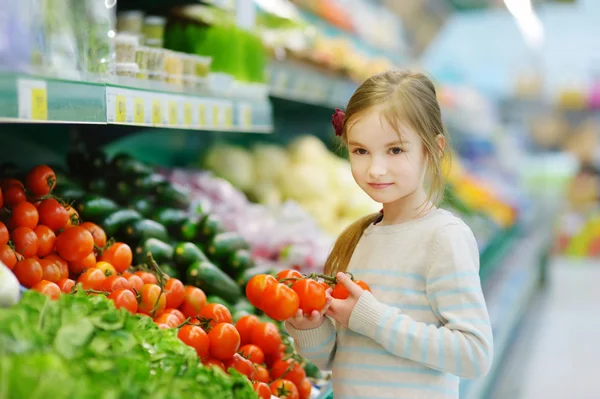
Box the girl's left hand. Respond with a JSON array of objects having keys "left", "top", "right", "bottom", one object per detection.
[{"left": 326, "top": 272, "right": 365, "bottom": 328}]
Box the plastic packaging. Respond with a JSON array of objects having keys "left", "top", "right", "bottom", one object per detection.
[
  {"left": 164, "top": 50, "right": 184, "bottom": 86},
  {"left": 117, "top": 10, "right": 144, "bottom": 35},
  {"left": 115, "top": 33, "right": 139, "bottom": 63},
  {"left": 143, "top": 16, "right": 166, "bottom": 47},
  {"left": 135, "top": 46, "right": 151, "bottom": 79},
  {"left": 116, "top": 62, "right": 140, "bottom": 77},
  {"left": 195, "top": 55, "right": 213, "bottom": 78}
]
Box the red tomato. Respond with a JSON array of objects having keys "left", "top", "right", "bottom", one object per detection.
[
  {"left": 133, "top": 270, "right": 157, "bottom": 285},
  {"left": 180, "top": 286, "right": 207, "bottom": 318},
  {"left": 178, "top": 324, "right": 210, "bottom": 360},
  {"left": 39, "top": 258, "right": 62, "bottom": 283},
  {"left": 253, "top": 364, "right": 270, "bottom": 383},
  {"left": 55, "top": 226, "right": 94, "bottom": 262},
  {"left": 102, "top": 275, "right": 130, "bottom": 292},
  {"left": 137, "top": 283, "right": 166, "bottom": 316},
  {"left": 34, "top": 225, "right": 56, "bottom": 257},
  {"left": 26, "top": 165, "right": 56, "bottom": 197},
  {"left": 224, "top": 353, "right": 255, "bottom": 379},
  {"left": 0, "top": 244, "right": 16, "bottom": 270},
  {"left": 239, "top": 344, "right": 264, "bottom": 364},
  {"left": 32, "top": 280, "right": 61, "bottom": 300},
  {"left": 318, "top": 280, "right": 331, "bottom": 291},
  {"left": 162, "top": 308, "right": 185, "bottom": 323},
  {"left": 64, "top": 205, "right": 79, "bottom": 227},
  {"left": 79, "top": 222, "right": 106, "bottom": 248},
  {"left": 332, "top": 279, "right": 371, "bottom": 300},
  {"left": 199, "top": 303, "right": 232, "bottom": 328},
  {"left": 276, "top": 269, "right": 303, "bottom": 282},
  {"left": 292, "top": 279, "right": 327, "bottom": 315},
  {"left": 262, "top": 283, "right": 299, "bottom": 321},
  {"left": 253, "top": 382, "right": 271, "bottom": 399},
  {"left": 38, "top": 198, "right": 69, "bottom": 231},
  {"left": 95, "top": 261, "right": 116, "bottom": 277},
  {"left": 270, "top": 379, "right": 299, "bottom": 399},
  {"left": 68, "top": 252, "right": 97, "bottom": 276},
  {"left": 109, "top": 288, "right": 138, "bottom": 313},
  {"left": 13, "top": 258, "right": 43, "bottom": 288},
  {"left": 156, "top": 323, "right": 170, "bottom": 329},
  {"left": 77, "top": 268, "right": 106, "bottom": 291},
  {"left": 298, "top": 379, "right": 312, "bottom": 399},
  {"left": 164, "top": 278, "right": 185, "bottom": 309},
  {"left": 99, "top": 243, "right": 132, "bottom": 273},
  {"left": 204, "top": 358, "right": 226, "bottom": 372},
  {"left": 271, "top": 358, "right": 306, "bottom": 388},
  {"left": 154, "top": 313, "right": 180, "bottom": 328},
  {"left": 44, "top": 254, "right": 69, "bottom": 279},
  {"left": 235, "top": 314, "right": 260, "bottom": 346},
  {"left": 0, "top": 178, "right": 23, "bottom": 190},
  {"left": 246, "top": 274, "right": 277, "bottom": 310},
  {"left": 3, "top": 185, "right": 26, "bottom": 207},
  {"left": 12, "top": 226, "right": 38, "bottom": 258},
  {"left": 251, "top": 322, "right": 282, "bottom": 356},
  {"left": 126, "top": 274, "right": 144, "bottom": 292},
  {"left": 10, "top": 202, "right": 38, "bottom": 229},
  {"left": 0, "top": 222, "right": 8, "bottom": 246},
  {"left": 57, "top": 278, "right": 75, "bottom": 293},
  {"left": 208, "top": 323, "right": 241, "bottom": 360}
]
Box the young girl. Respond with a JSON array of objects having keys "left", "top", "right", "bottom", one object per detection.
[{"left": 285, "top": 70, "right": 493, "bottom": 398}]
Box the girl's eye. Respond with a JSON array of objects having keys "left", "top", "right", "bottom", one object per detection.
[
  {"left": 389, "top": 147, "right": 403, "bottom": 155},
  {"left": 352, "top": 148, "right": 368, "bottom": 155}
]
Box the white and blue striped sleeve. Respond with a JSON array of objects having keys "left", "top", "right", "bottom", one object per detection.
[
  {"left": 285, "top": 317, "right": 337, "bottom": 370},
  {"left": 348, "top": 222, "right": 494, "bottom": 379}
]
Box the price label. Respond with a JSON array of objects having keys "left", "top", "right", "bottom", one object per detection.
[
  {"left": 183, "top": 103, "right": 192, "bottom": 126},
  {"left": 224, "top": 106, "right": 233, "bottom": 128},
  {"left": 133, "top": 98, "right": 145, "bottom": 124},
  {"left": 212, "top": 104, "right": 220, "bottom": 127},
  {"left": 31, "top": 88, "right": 48, "bottom": 120},
  {"left": 18, "top": 79, "right": 48, "bottom": 120},
  {"left": 168, "top": 101, "right": 178, "bottom": 126},
  {"left": 115, "top": 95, "right": 127, "bottom": 123},
  {"left": 152, "top": 100, "right": 162, "bottom": 125}
]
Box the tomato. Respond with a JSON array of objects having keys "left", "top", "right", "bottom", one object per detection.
[
  {"left": 133, "top": 270, "right": 157, "bottom": 285},
  {"left": 164, "top": 278, "right": 185, "bottom": 309},
  {"left": 318, "top": 280, "right": 331, "bottom": 291},
  {"left": 245, "top": 274, "right": 277, "bottom": 310},
  {"left": 253, "top": 382, "right": 271, "bottom": 399},
  {"left": 276, "top": 269, "right": 303, "bottom": 282},
  {"left": 34, "top": 225, "right": 56, "bottom": 257},
  {"left": 109, "top": 289, "right": 138, "bottom": 313},
  {"left": 32, "top": 280, "right": 61, "bottom": 300},
  {"left": 292, "top": 279, "right": 327, "bottom": 315},
  {"left": 96, "top": 261, "right": 117, "bottom": 277},
  {"left": 68, "top": 252, "right": 97, "bottom": 276},
  {"left": 332, "top": 279, "right": 371, "bottom": 300},
  {"left": 77, "top": 268, "right": 106, "bottom": 291},
  {"left": 126, "top": 274, "right": 144, "bottom": 292},
  {"left": 0, "top": 178, "right": 23, "bottom": 190},
  {"left": 162, "top": 308, "right": 186, "bottom": 323},
  {"left": 270, "top": 379, "right": 299, "bottom": 399},
  {"left": 156, "top": 323, "right": 170, "bottom": 329},
  {"left": 44, "top": 254, "right": 69, "bottom": 279},
  {"left": 38, "top": 198, "right": 68, "bottom": 231},
  {"left": 154, "top": 313, "right": 181, "bottom": 328},
  {"left": 79, "top": 222, "right": 106, "bottom": 248},
  {"left": 10, "top": 202, "right": 39, "bottom": 230},
  {"left": 251, "top": 322, "right": 282, "bottom": 355},
  {"left": 13, "top": 258, "right": 43, "bottom": 288},
  {"left": 64, "top": 205, "right": 79, "bottom": 227},
  {"left": 0, "top": 245, "right": 17, "bottom": 270},
  {"left": 39, "top": 258, "right": 62, "bottom": 283},
  {"left": 208, "top": 322, "right": 241, "bottom": 360},
  {"left": 55, "top": 226, "right": 94, "bottom": 262},
  {"left": 12, "top": 226, "right": 38, "bottom": 258},
  {"left": 26, "top": 165, "right": 56, "bottom": 197},
  {"left": 204, "top": 358, "right": 226, "bottom": 372},
  {"left": 57, "top": 278, "right": 75, "bottom": 293},
  {"left": 199, "top": 303, "right": 232, "bottom": 328},
  {"left": 102, "top": 275, "right": 130, "bottom": 292},
  {"left": 262, "top": 283, "right": 299, "bottom": 321},
  {"left": 253, "top": 364, "right": 270, "bottom": 383},
  {"left": 235, "top": 314, "right": 260, "bottom": 346},
  {"left": 138, "top": 283, "right": 166, "bottom": 316},
  {"left": 224, "top": 353, "right": 254, "bottom": 379},
  {"left": 178, "top": 324, "right": 210, "bottom": 360},
  {"left": 0, "top": 222, "right": 8, "bottom": 246},
  {"left": 239, "top": 344, "right": 264, "bottom": 364},
  {"left": 298, "top": 379, "right": 312, "bottom": 399},
  {"left": 3, "top": 185, "right": 26, "bottom": 207},
  {"left": 99, "top": 243, "right": 132, "bottom": 274},
  {"left": 180, "top": 286, "right": 207, "bottom": 318},
  {"left": 271, "top": 358, "right": 306, "bottom": 388}
]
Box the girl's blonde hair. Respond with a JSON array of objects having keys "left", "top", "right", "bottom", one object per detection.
[{"left": 324, "top": 70, "right": 449, "bottom": 276}]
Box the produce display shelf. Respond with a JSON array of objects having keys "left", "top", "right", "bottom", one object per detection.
[{"left": 0, "top": 72, "right": 273, "bottom": 133}]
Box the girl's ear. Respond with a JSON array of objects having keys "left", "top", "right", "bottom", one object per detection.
[{"left": 436, "top": 134, "right": 446, "bottom": 156}]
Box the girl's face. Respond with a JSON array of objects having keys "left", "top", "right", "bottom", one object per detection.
[{"left": 346, "top": 107, "right": 428, "bottom": 206}]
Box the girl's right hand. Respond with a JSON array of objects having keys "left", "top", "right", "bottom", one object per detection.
[{"left": 287, "top": 289, "right": 333, "bottom": 330}]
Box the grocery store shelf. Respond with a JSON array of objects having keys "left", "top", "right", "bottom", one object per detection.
[{"left": 0, "top": 72, "right": 273, "bottom": 133}]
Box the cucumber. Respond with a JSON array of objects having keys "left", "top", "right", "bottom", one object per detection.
[
  {"left": 174, "top": 242, "right": 209, "bottom": 270},
  {"left": 135, "top": 173, "right": 168, "bottom": 193},
  {"left": 186, "top": 261, "right": 241, "bottom": 304},
  {"left": 233, "top": 298, "right": 255, "bottom": 314},
  {"left": 160, "top": 263, "right": 180, "bottom": 279},
  {"left": 153, "top": 208, "right": 187, "bottom": 229},
  {"left": 237, "top": 265, "right": 277, "bottom": 288},
  {"left": 177, "top": 219, "right": 199, "bottom": 242},
  {"left": 55, "top": 187, "right": 86, "bottom": 202},
  {"left": 199, "top": 214, "right": 225, "bottom": 241},
  {"left": 206, "top": 232, "right": 249, "bottom": 260},
  {"left": 232, "top": 310, "right": 251, "bottom": 323},
  {"left": 304, "top": 362, "right": 321, "bottom": 379},
  {"left": 227, "top": 249, "right": 255, "bottom": 277},
  {"left": 206, "top": 295, "right": 231, "bottom": 308},
  {"left": 155, "top": 184, "right": 190, "bottom": 208},
  {"left": 111, "top": 153, "right": 153, "bottom": 177},
  {"left": 118, "top": 218, "right": 169, "bottom": 247},
  {"left": 134, "top": 238, "right": 174, "bottom": 265},
  {"left": 100, "top": 209, "right": 142, "bottom": 237},
  {"left": 128, "top": 197, "right": 155, "bottom": 218},
  {"left": 113, "top": 181, "right": 134, "bottom": 204},
  {"left": 87, "top": 177, "right": 108, "bottom": 195},
  {"left": 77, "top": 195, "right": 119, "bottom": 222}
]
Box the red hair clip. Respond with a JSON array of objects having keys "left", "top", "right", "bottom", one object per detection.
[{"left": 332, "top": 108, "right": 345, "bottom": 136}]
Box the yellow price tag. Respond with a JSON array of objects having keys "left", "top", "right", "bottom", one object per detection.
[
  {"left": 115, "top": 95, "right": 127, "bottom": 123},
  {"left": 168, "top": 101, "right": 178, "bottom": 125},
  {"left": 134, "top": 98, "right": 145, "bottom": 124},
  {"left": 243, "top": 107, "right": 252, "bottom": 129},
  {"left": 31, "top": 88, "right": 48, "bottom": 120},
  {"left": 198, "top": 104, "right": 206, "bottom": 127},
  {"left": 183, "top": 103, "right": 192, "bottom": 126},
  {"left": 224, "top": 107, "right": 233, "bottom": 128},
  {"left": 212, "top": 105, "right": 220, "bottom": 127},
  {"left": 152, "top": 100, "right": 162, "bottom": 125}
]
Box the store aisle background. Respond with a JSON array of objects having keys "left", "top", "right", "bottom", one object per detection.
[{"left": 491, "top": 257, "right": 600, "bottom": 399}]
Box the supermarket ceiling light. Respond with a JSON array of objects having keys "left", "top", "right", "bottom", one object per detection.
[{"left": 504, "top": 0, "right": 544, "bottom": 49}]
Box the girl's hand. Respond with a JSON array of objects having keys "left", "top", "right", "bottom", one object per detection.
[
  {"left": 287, "top": 288, "right": 333, "bottom": 330},
  {"left": 326, "top": 272, "right": 365, "bottom": 328}
]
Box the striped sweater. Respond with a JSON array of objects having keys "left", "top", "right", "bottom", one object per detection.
[{"left": 286, "top": 209, "right": 493, "bottom": 399}]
